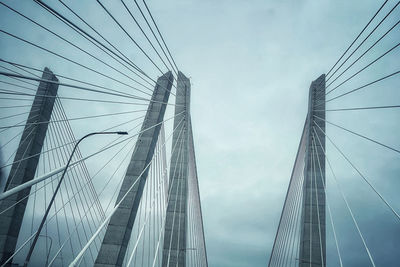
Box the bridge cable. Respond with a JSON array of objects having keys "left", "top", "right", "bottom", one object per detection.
[
  {"left": 311, "top": 143, "right": 325, "bottom": 267},
  {"left": 268, "top": 125, "right": 305, "bottom": 266},
  {"left": 142, "top": 0, "right": 180, "bottom": 72},
  {"left": 289, "top": 139, "right": 306, "bottom": 266},
  {"left": 125, "top": 137, "right": 181, "bottom": 266},
  {"left": 314, "top": 115, "right": 400, "bottom": 155},
  {"left": 326, "top": 17, "right": 400, "bottom": 89},
  {"left": 0, "top": 65, "right": 38, "bottom": 87},
  {"left": 279, "top": 156, "right": 304, "bottom": 267},
  {"left": 96, "top": 0, "right": 176, "bottom": 96},
  {"left": 325, "top": 41, "right": 400, "bottom": 95},
  {"left": 151, "top": 138, "right": 169, "bottom": 267},
  {"left": 69, "top": 115, "right": 185, "bottom": 266},
  {"left": 0, "top": 29, "right": 153, "bottom": 97},
  {"left": 326, "top": 1, "right": 400, "bottom": 83},
  {"left": 48, "top": 128, "right": 139, "bottom": 266},
  {"left": 0, "top": 114, "right": 39, "bottom": 155},
  {"left": 54, "top": 100, "right": 106, "bottom": 221},
  {"left": 0, "top": 2, "right": 154, "bottom": 96},
  {"left": 0, "top": 111, "right": 184, "bottom": 201},
  {"left": 311, "top": 136, "right": 343, "bottom": 267},
  {"left": 45, "top": 122, "right": 94, "bottom": 265},
  {"left": 0, "top": 59, "right": 153, "bottom": 104},
  {"left": 0, "top": 110, "right": 147, "bottom": 130},
  {"left": 314, "top": 121, "right": 400, "bottom": 220},
  {"left": 323, "top": 105, "right": 400, "bottom": 112},
  {"left": 0, "top": 109, "right": 39, "bottom": 121},
  {"left": 312, "top": 127, "right": 376, "bottom": 267},
  {"left": 56, "top": 0, "right": 155, "bottom": 90},
  {"left": 276, "top": 153, "right": 304, "bottom": 266},
  {"left": 96, "top": 1, "right": 169, "bottom": 79},
  {"left": 275, "top": 152, "right": 304, "bottom": 267},
  {"left": 0, "top": 104, "right": 39, "bottom": 109},
  {"left": 0, "top": 85, "right": 154, "bottom": 106},
  {"left": 47, "top": 0, "right": 177, "bottom": 97},
  {"left": 165, "top": 136, "right": 185, "bottom": 266},
  {"left": 0, "top": 80, "right": 36, "bottom": 92},
  {"left": 0, "top": 85, "right": 151, "bottom": 107},
  {"left": 0, "top": 72, "right": 178, "bottom": 106},
  {"left": 120, "top": 0, "right": 175, "bottom": 76},
  {"left": 0, "top": 60, "right": 45, "bottom": 80},
  {"left": 0, "top": 124, "right": 34, "bottom": 151},
  {"left": 133, "top": 0, "right": 178, "bottom": 75},
  {"left": 308, "top": 136, "right": 313, "bottom": 266},
  {"left": 48, "top": 109, "right": 100, "bottom": 261},
  {"left": 161, "top": 130, "right": 184, "bottom": 266},
  {"left": 3, "top": 118, "right": 141, "bottom": 264},
  {"left": 43, "top": 136, "right": 52, "bottom": 266},
  {"left": 325, "top": 0, "right": 389, "bottom": 77},
  {"left": 46, "top": 120, "right": 82, "bottom": 264},
  {"left": 294, "top": 172, "right": 305, "bottom": 266},
  {"left": 1, "top": 116, "right": 147, "bottom": 266},
  {"left": 323, "top": 70, "right": 400, "bottom": 104},
  {"left": 151, "top": 125, "right": 186, "bottom": 266},
  {"left": 33, "top": 0, "right": 152, "bottom": 85},
  {"left": 0, "top": 115, "right": 145, "bottom": 171},
  {"left": 175, "top": 142, "right": 186, "bottom": 266},
  {"left": 57, "top": 99, "right": 109, "bottom": 220},
  {"left": 3, "top": 128, "right": 36, "bottom": 185}
]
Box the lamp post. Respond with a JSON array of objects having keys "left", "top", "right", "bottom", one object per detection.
[{"left": 23, "top": 131, "right": 128, "bottom": 267}]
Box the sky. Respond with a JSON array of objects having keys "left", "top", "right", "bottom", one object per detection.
[{"left": 0, "top": 0, "right": 399, "bottom": 266}]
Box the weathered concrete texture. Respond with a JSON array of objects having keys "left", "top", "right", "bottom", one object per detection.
[
  {"left": 162, "top": 71, "right": 191, "bottom": 267},
  {"left": 299, "top": 74, "right": 326, "bottom": 267},
  {"left": 94, "top": 72, "right": 173, "bottom": 267},
  {"left": 0, "top": 68, "right": 59, "bottom": 266}
]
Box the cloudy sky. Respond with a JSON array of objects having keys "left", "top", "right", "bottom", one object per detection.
[{"left": 0, "top": 0, "right": 399, "bottom": 266}]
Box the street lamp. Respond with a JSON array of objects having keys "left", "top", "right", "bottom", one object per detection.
[{"left": 23, "top": 131, "right": 128, "bottom": 267}]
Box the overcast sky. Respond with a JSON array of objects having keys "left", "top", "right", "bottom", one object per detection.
[{"left": 0, "top": 0, "right": 399, "bottom": 266}]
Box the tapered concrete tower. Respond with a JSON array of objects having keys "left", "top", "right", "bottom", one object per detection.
[
  {"left": 0, "top": 68, "right": 59, "bottom": 266},
  {"left": 299, "top": 74, "right": 326, "bottom": 267},
  {"left": 94, "top": 72, "right": 173, "bottom": 267},
  {"left": 162, "top": 71, "right": 191, "bottom": 267}
]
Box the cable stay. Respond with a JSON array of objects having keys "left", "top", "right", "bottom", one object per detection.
[
  {"left": 325, "top": 41, "right": 400, "bottom": 95},
  {"left": 141, "top": 0, "right": 180, "bottom": 72},
  {"left": 0, "top": 2, "right": 156, "bottom": 97},
  {"left": 0, "top": 71, "right": 180, "bottom": 106},
  {"left": 326, "top": 1, "right": 400, "bottom": 83},
  {"left": 314, "top": 115, "right": 400, "bottom": 154},
  {"left": 69, "top": 116, "right": 185, "bottom": 266},
  {"left": 1, "top": 58, "right": 156, "bottom": 103},
  {"left": 326, "top": 17, "right": 400, "bottom": 89},
  {"left": 0, "top": 110, "right": 184, "bottom": 202},
  {"left": 321, "top": 70, "right": 400, "bottom": 104},
  {"left": 313, "top": 122, "right": 400, "bottom": 221},
  {"left": 132, "top": 0, "right": 178, "bottom": 75},
  {"left": 95, "top": 0, "right": 178, "bottom": 95},
  {"left": 325, "top": 0, "right": 389, "bottom": 77}
]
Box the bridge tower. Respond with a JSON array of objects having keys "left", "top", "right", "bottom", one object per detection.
[
  {"left": 299, "top": 74, "right": 326, "bottom": 267},
  {"left": 0, "top": 68, "right": 59, "bottom": 265},
  {"left": 161, "top": 71, "right": 190, "bottom": 267},
  {"left": 94, "top": 72, "right": 173, "bottom": 267}
]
